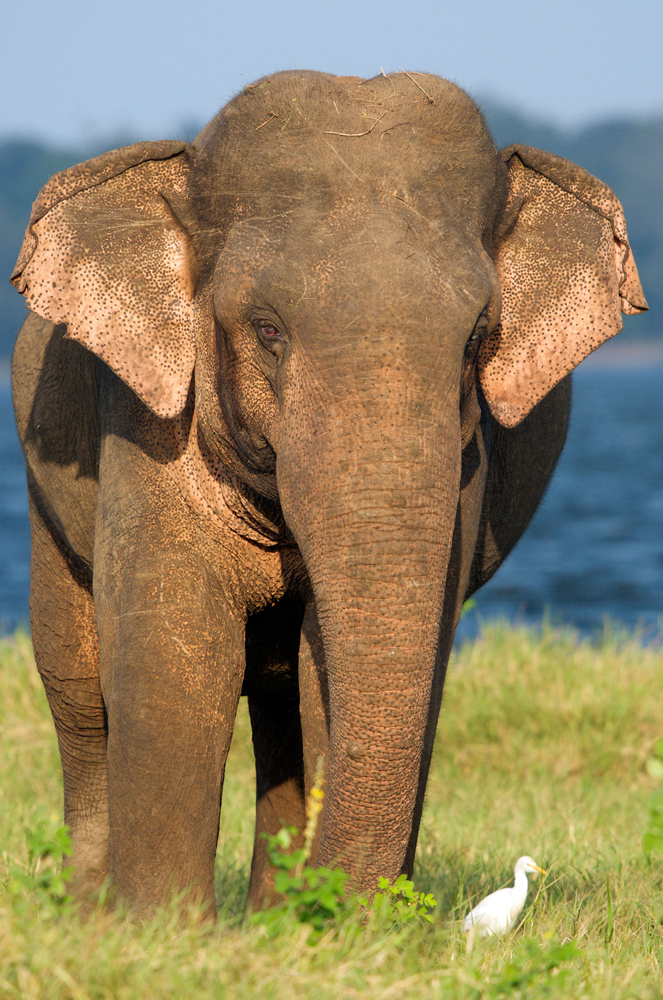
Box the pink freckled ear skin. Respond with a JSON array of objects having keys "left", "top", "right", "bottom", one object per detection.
[
  {"left": 11, "top": 141, "right": 196, "bottom": 420},
  {"left": 478, "top": 145, "right": 648, "bottom": 429}
]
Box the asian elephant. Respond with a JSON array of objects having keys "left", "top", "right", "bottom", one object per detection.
[{"left": 11, "top": 70, "right": 647, "bottom": 916}]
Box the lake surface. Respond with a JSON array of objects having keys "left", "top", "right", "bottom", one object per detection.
[{"left": 2, "top": 355, "right": 663, "bottom": 639}]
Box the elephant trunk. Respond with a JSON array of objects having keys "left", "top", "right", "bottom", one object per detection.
[{"left": 277, "top": 390, "right": 460, "bottom": 887}]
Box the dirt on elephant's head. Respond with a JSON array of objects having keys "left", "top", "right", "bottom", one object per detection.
[{"left": 189, "top": 70, "right": 504, "bottom": 271}]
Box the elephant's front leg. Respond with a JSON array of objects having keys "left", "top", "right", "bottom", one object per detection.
[
  {"left": 29, "top": 497, "right": 109, "bottom": 905},
  {"left": 95, "top": 544, "right": 245, "bottom": 917}
]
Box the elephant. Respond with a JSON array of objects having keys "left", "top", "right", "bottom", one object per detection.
[{"left": 11, "top": 70, "right": 647, "bottom": 916}]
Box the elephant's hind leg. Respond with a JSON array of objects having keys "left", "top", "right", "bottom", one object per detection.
[
  {"left": 29, "top": 497, "right": 109, "bottom": 903},
  {"left": 244, "top": 599, "right": 307, "bottom": 912},
  {"left": 246, "top": 691, "right": 307, "bottom": 910}
]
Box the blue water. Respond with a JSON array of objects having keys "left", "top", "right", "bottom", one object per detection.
[
  {"left": 458, "top": 362, "right": 663, "bottom": 641},
  {"left": 2, "top": 363, "right": 663, "bottom": 637},
  {"left": 0, "top": 375, "right": 30, "bottom": 630}
]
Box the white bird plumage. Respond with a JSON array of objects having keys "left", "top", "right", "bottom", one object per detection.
[{"left": 463, "top": 856, "right": 546, "bottom": 938}]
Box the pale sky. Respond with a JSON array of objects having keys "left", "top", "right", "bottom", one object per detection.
[{"left": 3, "top": 0, "right": 662, "bottom": 144}]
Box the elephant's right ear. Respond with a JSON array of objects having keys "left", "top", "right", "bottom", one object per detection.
[{"left": 11, "top": 141, "right": 196, "bottom": 419}]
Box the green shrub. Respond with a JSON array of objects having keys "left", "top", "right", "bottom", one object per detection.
[
  {"left": 4, "top": 823, "right": 73, "bottom": 915},
  {"left": 250, "top": 825, "right": 438, "bottom": 942}
]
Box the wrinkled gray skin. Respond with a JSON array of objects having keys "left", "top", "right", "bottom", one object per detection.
[{"left": 11, "top": 70, "right": 644, "bottom": 916}]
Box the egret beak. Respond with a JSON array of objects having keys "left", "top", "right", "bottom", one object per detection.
[{"left": 534, "top": 865, "right": 547, "bottom": 876}]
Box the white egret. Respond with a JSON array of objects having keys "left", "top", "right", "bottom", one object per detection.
[{"left": 463, "top": 856, "right": 546, "bottom": 938}]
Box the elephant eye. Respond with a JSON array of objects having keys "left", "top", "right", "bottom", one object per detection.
[
  {"left": 466, "top": 313, "right": 489, "bottom": 355},
  {"left": 465, "top": 330, "right": 482, "bottom": 356},
  {"left": 258, "top": 323, "right": 281, "bottom": 339},
  {"left": 254, "top": 319, "right": 287, "bottom": 359}
]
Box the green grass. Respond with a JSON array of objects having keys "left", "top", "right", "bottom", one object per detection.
[{"left": 3, "top": 622, "right": 663, "bottom": 998}]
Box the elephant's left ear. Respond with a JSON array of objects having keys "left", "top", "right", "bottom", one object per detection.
[
  {"left": 11, "top": 141, "right": 196, "bottom": 419},
  {"left": 478, "top": 144, "right": 648, "bottom": 428}
]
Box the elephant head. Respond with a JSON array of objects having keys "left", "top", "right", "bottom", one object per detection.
[{"left": 12, "top": 71, "right": 646, "bottom": 891}]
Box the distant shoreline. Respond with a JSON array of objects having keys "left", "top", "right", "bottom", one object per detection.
[{"left": 1, "top": 336, "right": 662, "bottom": 382}]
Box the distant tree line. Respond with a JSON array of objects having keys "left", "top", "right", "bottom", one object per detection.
[{"left": 0, "top": 101, "right": 660, "bottom": 358}]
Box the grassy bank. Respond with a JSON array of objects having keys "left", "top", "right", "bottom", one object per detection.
[{"left": 2, "top": 623, "right": 663, "bottom": 998}]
